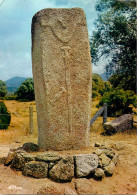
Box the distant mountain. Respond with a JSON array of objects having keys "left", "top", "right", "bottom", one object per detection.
[
  {"left": 100, "top": 72, "right": 108, "bottom": 81},
  {"left": 5, "top": 77, "right": 27, "bottom": 93}
]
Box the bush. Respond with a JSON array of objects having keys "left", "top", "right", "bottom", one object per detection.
[
  {"left": 0, "top": 80, "right": 7, "bottom": 97},
  {"left": 92, "top": 90, "right": 99, "bottom": 98},
  {"left": 0, "top": 101, "right": 11, "bottom": 129},
  {"left": 4, "top": 95, "right": 17, "bottom": 100},
  {"left": 0, "top": 95, "right": 17, "bottom": 101},
  {"left": 97, "top": 89, "right": 136, "bottom": 117}
]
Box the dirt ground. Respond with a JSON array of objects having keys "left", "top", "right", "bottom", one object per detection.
[{"left": 0, "top": 100, "right": 137, "bottom": 194}]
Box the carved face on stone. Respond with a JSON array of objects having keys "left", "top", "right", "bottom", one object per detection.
[{"left": 40, "top": 9, "right": 83, "bottom": 43}]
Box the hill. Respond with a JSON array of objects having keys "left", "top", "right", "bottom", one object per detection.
[{"left": 5, "top": 77, "right": 27, "bottom": 93}]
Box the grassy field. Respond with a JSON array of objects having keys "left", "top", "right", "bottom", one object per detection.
[
  {"left": 0, "top": 100, "right": 37, "bottom": 143},
  {"left": 0, "top": 99, "right": 136, "bottom": 144}
]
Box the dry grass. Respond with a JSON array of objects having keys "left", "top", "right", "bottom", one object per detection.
[
  {"left": 0, "top": 99, "right": 136, "bottom": 145},
  {"left": 0, "top": 100, "right": 38, "bottom": 144}
]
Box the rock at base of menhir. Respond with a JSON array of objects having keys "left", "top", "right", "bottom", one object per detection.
[
  {"left": 22, "top": 142, "right": 40, "bottom": 152},
  {"left": 104, "top": 161, "right": 115, "bottom": 176},
  {"left": 11, "top": 153, "right": 26, "bottom": 170},
  {"left": 104, "top": 114, "right": 133, "bottom": 134},
  {"left": 93, "top": 146, "right": 117, "bottom": 177},
  {"left": 23, "top": 161, "right": 48, "bottom": 178},
  {"left": 99, "top": 153, "right": 111, "bottom": 167},
  {"left": 94, "top": 168, "right": 105, "bottom": 179},
  {"left": 36, "top": 153, "right": 61, "bottom": 162},
  {"left": 49, "top": 156, "right": 74, "bottom": 182},
  {"left": 11, "top": 152, "right": 36, "bottom": 170},
  {"left": 94, "top": 148, "right": 115, "bottom": 159},
  {"left": 112, "top": 154, "right": 119, "bottom": 165},
  {"left": 74, "top": 154, "right": 98, "bottom": 178},
  {"left": 4, "top": 151, "right": 16, "bottom": 166}
]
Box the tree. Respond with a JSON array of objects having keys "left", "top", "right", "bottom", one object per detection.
[
  {"left": 90, "top": 0, "right": 136, "bottom": 92},
  {"left": 92, "top": 73, "right": 112, "bottom": 98},
  {"left": 108, "top": 73, "right": 135, "bottom": 91},
  {"left": 97, "top": 88, "right": 136, "bottom": 117},
  {"left": 15, "top": 78, "right": 35, "bottom": 101},
  {"left": 0, "top": 80, "right": 7, "bottom": 97},
  {"left": 0, "top": 101, "right": 11, "bottom": 129}
]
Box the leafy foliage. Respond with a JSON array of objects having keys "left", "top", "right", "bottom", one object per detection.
[
  {"left": 15, "top": 78, "right": 35, "bottom": 101},
  {"left": 92, "top": 73, "right": 112, "bottom": 98},
  {"left": 90, "top": 0, "right": 136, "bottom": 92},
  {"left": 109, "top": 73, "right": 136, "bottom": 91},
  {"left": 97, "top": 88, "right": 136, "bottom": 117},
  {"left": 0, "top": 101, "right": 11, "bottom": 129},
  {"left": 0, "top": 80, "right": 7, "bottom": 97}
]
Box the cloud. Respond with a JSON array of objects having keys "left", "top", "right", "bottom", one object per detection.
[
  {"left": 0, "top": 50, "right": 32, "bottom": 81},
  {"left": 0, "top": 0, "right": 100, "bottom": 81}
]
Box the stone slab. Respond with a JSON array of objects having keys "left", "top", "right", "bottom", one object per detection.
[
  {"left": 32, "top": 8, "right": 92, "bottom": 150},
  {"left": 104, "top": 114, "right": 133, "bottom": 134},
  {"left": 36, "top": 153, "right": 61, "bottom": 162}
]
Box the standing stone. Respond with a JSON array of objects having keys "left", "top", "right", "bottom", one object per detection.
[{"left": 32, "top": 8, "right": 92, "bottom": 150}]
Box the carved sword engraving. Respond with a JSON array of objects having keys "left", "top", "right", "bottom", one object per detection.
[
  {"left": 41, "top": 19, "right": 74, "bottom": 132},
  {"left": 50, "top": 87, "right": 66, "bottom": 104},
  {"left": 61, "top": 46, "right": 73, "bottom": 133}
]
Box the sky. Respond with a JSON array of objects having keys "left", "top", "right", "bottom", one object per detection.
[{"left": 0, "top": 0, "right": 105, "bottom": 81}]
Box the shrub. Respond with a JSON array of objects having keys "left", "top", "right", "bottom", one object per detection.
[
  {"left": 97, "top": 89, "right": 136, "bottom": 117},
  {"left": 92, "top": 90, "right": 99, "bottom": 98},
  {"left": 0, "top": 95, "right": 18, "bottom": 101},
  {"left": 0, "top": 101, "right": 11, "bottom": 129},
  {"left": 103, "top": 81, "right": 112, "bottom": 94},
  {"left": 0, "top": 80, "right": 7, "bottom": 97},
  {"left": 4, "top": 95, "right": 17, "bottom": 100}
]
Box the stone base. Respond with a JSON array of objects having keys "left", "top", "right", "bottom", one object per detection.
[{"left": 4, "top": 143, "right": 119, "bottom": 182}]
